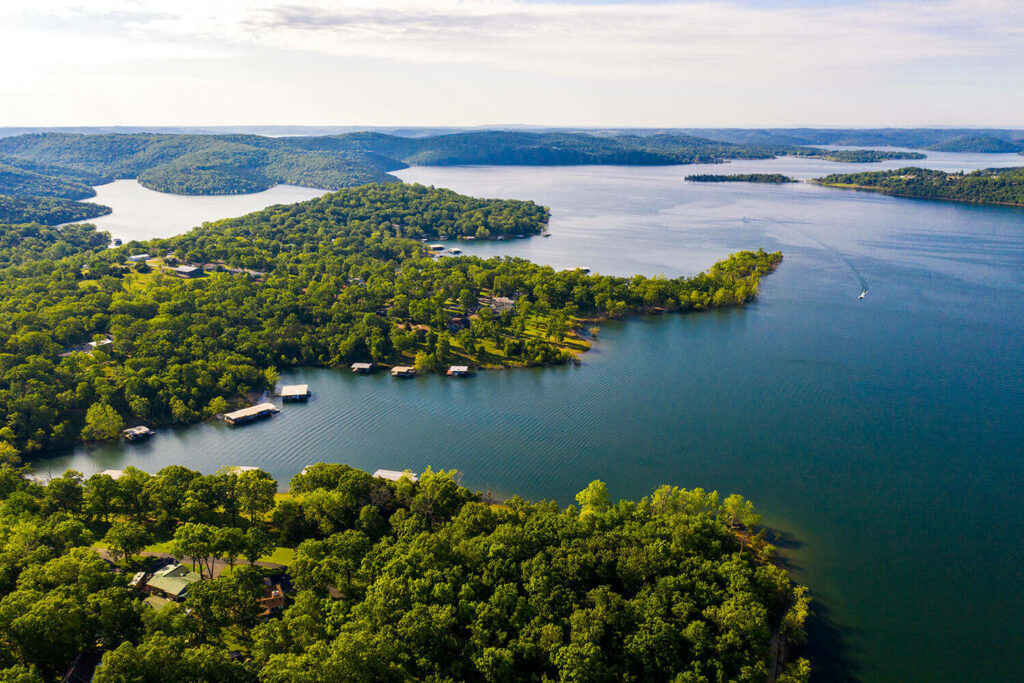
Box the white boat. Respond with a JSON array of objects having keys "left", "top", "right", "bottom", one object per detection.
[{"left": 858, "top": 290, "right": 867, "bottom": 299}]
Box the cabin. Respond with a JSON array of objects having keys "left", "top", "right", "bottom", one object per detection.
[
  {"left": 223, "top": 402, "right": 280, "bottom": 425},
  {"left": 122, "top": 426, "right": 155, "bottom": 442},
  {"left": 174, "top": 265, "right": 202, "bottom": 278},
  {"left": 373, "top": 469, "right": 419, "bottom": 483},
  {"left": 144, "top": 564, "right": 200, "bottom": 602},
  {"left": 258, "top": 575, "right": 289, "bottom": 619},
  {"left": 279, "top": 384, "right": 310, "bottom": 401},
  {"left": 391, "top": 366, "right": 416, "bottom": 378},
  {"left": 351, "top": 362, "right": 374, "bottom": 374},
  {"left": 127, "top": 253, "right": 149, "bottom": 262},
  {"left": 447, "top": 365, "right": 471, "bottom": 377}
]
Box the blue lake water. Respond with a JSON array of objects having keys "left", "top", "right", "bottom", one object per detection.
[{"left": 33, "top": 153, "right": 1024, "bottom": 681}]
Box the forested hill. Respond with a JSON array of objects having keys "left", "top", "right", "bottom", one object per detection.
[
  {"left": 926, "top": 135, "right": 1024, "bottom": 153},
  {"left": 0, "top": 463, "right": 811, "bottom": 681},
  {"left": 0, "top": 195, "right": 111, "bottom": 226},
  {"left": 815, "top": 167, "right": 1024, "bottom": 206},
  {"left": 0, "top": 182, "right": 780, "bottom": 460},
  {"left": 0, "top": 130, "right": 911, "bottom": 197}
]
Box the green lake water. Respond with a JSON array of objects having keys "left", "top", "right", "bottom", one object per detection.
[{"left": 34, "top": 152, "right": 1024, "bottom": 681}]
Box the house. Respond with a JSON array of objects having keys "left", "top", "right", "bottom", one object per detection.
[
  {"left": 447, "top": 365, "right": 471, "bottom": 377},
  {"left": 127, "top": 253, "right": 149, "bottom": 262},
  {"left": 279, "top": 384, "right": 310, "bottom": 401},
  {"left": 61, "top": 651, "right": 102, "bottom": 683},
  {"left": 447, "top": 316, "right": 470, "bottom": 332},
  {"left": 351, "top": 362, "right": 374, "bottom": 373},
  {"left": 144, "top": 564, "right": 201, "bottom": 602},
  {"left": 86, "top": 337, "right": 113, "bottom": 351},
  {"left": 373, "top": 469, "right": 419, "bottom": 483},
  {"left": 258, "top": 576, "right": 289, "bottom": 619},
  {"left": 223, "top": 402, "right": 280, "bottom": 425},
  {"left": 174, "top": 265, "right": 202, "bottom": 278},
  {"left": 391, "top": 366, "right": 415, "bottom": 378},
  {"left": 122, "top": 426, "right": 155, "bottom": 442}
]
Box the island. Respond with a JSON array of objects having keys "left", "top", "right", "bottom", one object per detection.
[
  {"left": 0, "top": 181, "right": 781, "bottom": 461},
  {"left": 686, "top": 173, "right": 797, "bottom": 183},
  {"left": 814, "top": 166, "right": 1024, "bottom": 206},
  {"left": 792, "top": 149, "right": 926, "bottom": 163},
  {"left": 0, "top": 462, "right": 811, "bottom": 682}
]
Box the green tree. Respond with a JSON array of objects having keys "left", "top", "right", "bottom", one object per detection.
[
  {"left": 80, "top": 403, "right": 123, "bottom": 441},
  {"left": 103, "top": 521, "right": 153, "bottom": 563}
]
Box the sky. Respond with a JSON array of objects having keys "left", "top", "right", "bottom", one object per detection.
[{"left": 2, "top": 0, "right": 1023, "bottom": 127}]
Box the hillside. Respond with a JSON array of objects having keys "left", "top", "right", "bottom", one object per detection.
[{"left": 927, "top": 135, "right": 1024, "bottom": 153}]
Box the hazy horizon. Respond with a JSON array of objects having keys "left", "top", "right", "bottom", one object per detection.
[{"left": 3, "top": 0, "right": 1022, "bottom": 128}]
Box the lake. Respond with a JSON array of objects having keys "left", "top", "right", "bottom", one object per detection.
[{"left": 34, "top": 155, "right": 1024, "bottom": 681}]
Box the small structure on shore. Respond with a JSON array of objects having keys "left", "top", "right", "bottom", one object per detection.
[
  {"left": 127, "top": 253, "right": 149, "bottom": 262},
  {"left": 224, "top": 402, "right": 279, "bottom": 425},
  {"left": 391, "top": 366, "right": 416, "bottom": 378},
  {"left": 279, "top": 384, "right": 310, "bottom": 401},
  {"left": 122, "top": 426, "right": 155, "bottom": 442},
  {"left": 174, "top": 265, "right": 202, "bottom": 278},
  {"left": 428, "top": 244, "right": 445, "bottom": 252},
  {"left": 447, "top": 365, "right": 471, "bottom": 377},
  {"left": 373, "top": 469, "right": 419, "bottom": 483},
  {"left": 351, "top": 362, "right": 374, "bottom": 374}
]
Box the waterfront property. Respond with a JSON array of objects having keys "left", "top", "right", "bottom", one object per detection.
[
  {"left": 223, "top": 402, "right": 280, "bottom": 425},
  {"left": 373, "top": 469, "right": 419, "bottom": 483},
  {"left": 351, "top": 362, "right": 374, "bottom": 374},
  {"left": 391, "top": 366, "right": 416, "bottom": 378},
  {"left": 447, "top": 365, "right": 471, "bottom": 377},
  {"left": 121, "top": 426, "right": 155, "bottom": 441},
  {"left": 143, "top": 564, "right": 201, "bottom": 602},
  {"left": 279, "top": 384, "right": 310, "bottom": 401}
]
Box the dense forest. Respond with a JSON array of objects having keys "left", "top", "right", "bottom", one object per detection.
[
  {"left": 685, "top": 174, "right": 796, "bottom": 184},
  {"left": 681, "top": 127, "right": 1024, "bottom": 149},
  {"left": 0, "top": 462, "right": 811, "bottom": 682},
  {"left": 815, "top": 166, "right": 1024, "bottom": 205},
  {"left": 0, "top": 182, "right": 780, "bottom": 461},
  {"left": 0, "top": 222, "right": 110, "bottom": 268},
  {"left": 0, "top": 131, "right": 919, "bottom": 198},
  {"left": 0, "top": 195, "right": 111, "bottom": 225}
]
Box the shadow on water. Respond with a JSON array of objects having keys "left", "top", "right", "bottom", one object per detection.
[
  {"left": 762, "top": 526, "right": 805, "bottom": 572},
  {"left": 805, "top": 600, "right": 863, "bottom": 683}
]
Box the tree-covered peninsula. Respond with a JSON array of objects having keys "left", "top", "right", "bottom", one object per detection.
[
  {"left": 815, "top": 166, "right": 1024, "bottom": 206},
  {"left": 0, "top": 195, "right": 111, "bottom": 226},
  {"left": 0, "top": 182, "right": 781, "bottom": 461},
  {"left": 686, "top": 174, "right": 797, "bottom": 183},
  {"left": 0, "top": 462, "right": 811, "bottom": 682}
]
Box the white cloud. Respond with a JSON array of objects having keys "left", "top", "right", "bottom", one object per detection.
[{"left": 2, "top": 0, "right": 1022, "bottom": 125}]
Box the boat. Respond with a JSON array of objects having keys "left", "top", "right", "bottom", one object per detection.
[{"left": 858, "top": 290, "right": 867, "bottom": 299}]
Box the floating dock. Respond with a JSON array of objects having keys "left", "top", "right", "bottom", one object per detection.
[
  {"left": 351, "top": 362, "right": 374, "bottom": 374},
  {"left": 224, "top": 402, "right": 280, "bottom": 425},
  {"left": 279, "top": 384, "right": 310, "bottom": 401},
  {"left": 122, "top": 425, "right": 155, "bottom": 442},
  {"left": 391, "top": 366, "right": 416, "bottom": 378},
  {"left": 447, "top": 365, "right": 471, "bottom": 377}
]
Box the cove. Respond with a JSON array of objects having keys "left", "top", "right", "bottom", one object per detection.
[{"left": 33, "top": 153, "right": 1024, "bottom": 681}]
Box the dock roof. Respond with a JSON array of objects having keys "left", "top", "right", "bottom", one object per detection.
[
  {"left": 351, "top": 362, "right": 373, "bottom": 370},
  {"left": 280, "top": 384, "right": 309, "bottom": 398},
  {"left": 449, "top": 365, "right": 470, "bottom": 373},
  {"left": 224, "top": 402, "right": 279, "bottom": 421},
  {"left": 373, "top": 469, "right": 419, "bottom": 483}
]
